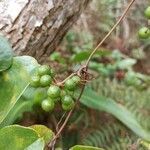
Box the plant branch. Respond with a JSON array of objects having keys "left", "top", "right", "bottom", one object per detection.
[{"left": 48, "top": 0, "right": 136, "bottom": 149}]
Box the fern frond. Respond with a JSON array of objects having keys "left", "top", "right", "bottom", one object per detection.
[
  {"left": 91, "top": 77, "right": 150, "bottom": 131},
  {"left": 82, "top": 123, "right": 146, "bottom": 150}
]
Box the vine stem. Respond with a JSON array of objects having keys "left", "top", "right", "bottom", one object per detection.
[
  {"left": 85, "top": 0, "right": 136, "bottom": 67},
  {"left": 48, "top": 0, "right": 136, "bottom": 149},
  {"left": 56, "top": 72, "right": 77, "bottom": 86}
]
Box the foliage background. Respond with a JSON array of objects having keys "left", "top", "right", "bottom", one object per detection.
[{"left": 0, "top": 0, "right": 150, "bottom": 150}]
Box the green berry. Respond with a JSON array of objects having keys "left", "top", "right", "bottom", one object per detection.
[
  {"left": 30, "top": 75, "right": 40, "bottom": 87},
  {"left": 40, "top": 75, "right": 52, "bottom": 87},
  {"left": 72, "top": 75, "right": 80, "bottom": 84},
  {"left": 65, "top": 79, "right": 76, "bottom": 91},
  {"left": 47, "top": 85, "right": 61, "bottom": 99},
  {"left": 144, "top": 6, "right": 150, "bottom": 19},
  {"left": 41, "top": 99, "right": 55, "bottom": 112},
  {"left": 62, "top": 101, "right": 75, "bottom": 111},
  {"left": 61, "top": 95, "right": 73, "bottom": 105},
  {"left": 38, "top": 65, "right": 51, "bottom": 76},
  {"left": 138, "top": 27, "right": 150, "bottom": 39}
]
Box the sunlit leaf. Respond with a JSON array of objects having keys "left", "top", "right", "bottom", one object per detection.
[
  {"left": 0, "top": 125, "right": 39, "bottom": 150},
  {"left": 0, "top": 56, "right": 39, "bottom": 124},
  {"left": 31, "top": 125, "right": 54, "bottom": 144}
]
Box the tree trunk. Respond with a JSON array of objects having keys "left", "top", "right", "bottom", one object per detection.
[{"left": 0, "top": 0, "right": 89, "bottom": 60}]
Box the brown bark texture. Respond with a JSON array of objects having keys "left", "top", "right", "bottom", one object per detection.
[{"left": 0, "top": 0, "right": 89, "bottom": 60}]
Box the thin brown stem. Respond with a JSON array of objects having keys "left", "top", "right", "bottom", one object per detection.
[
  {"left": 56, "top": 112, "right": 67, "bottom": 132},
  {"left": 57, "top": 72, "right": 77, "bottom": 86},
  {"left": 85, "top": 0, "right": 136, "bottom": 67}
]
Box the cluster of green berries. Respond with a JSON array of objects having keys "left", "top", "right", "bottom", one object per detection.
[
  {"left": 30, "top": 65, "right": 81, "bottom": 112},
  {"left": 30, "top": 65, "right": 54, "bottom": 87},
  {"left": 138, "top": 6, "right": 150, "bottom": 39}
]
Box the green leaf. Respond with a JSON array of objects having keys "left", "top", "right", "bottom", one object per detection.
[
  {"left": 0, "top": 35, "right": 13, "bottom": 72},
  {"left": 0, "top": 56, "right": 39, "bottom": 124},
  {"left": 31, "top": 125, "right": 54, "bottom": 144},
  {"left": 0, "top": 125, "right": 39, "bottom": 150},
  {"left": 0, "top": 97, "right": 32, "bottom": 128},
  {"left": 80, "top": 88, "right": 150, "bottom": 141},
  {"left": 25, "top": 138, "right": 45, "bottom": 150},
  {"left": 72, "top": 50, "right": 110, "bottom": 62},
  {"left": 70, "top": 145, "right": 104, "bottom": 150},
  {"left": 117, "top": 58, "right": 136, "bottom": 69}
]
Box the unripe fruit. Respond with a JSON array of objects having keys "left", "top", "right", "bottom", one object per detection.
[
  {"left": 138, "top": 27, "right": 150, "bottom": 39},
  {"left": 47, "top": 85, "right": 61, "bottom": 99},
  {"left": 144, "top": 6, "right": 150, "bottom": 19},
  {"left": 41, "top": 99, "right": 55, "bottom": 112},
  {"left": 38, "top": 65, "right": 51, "bottom": 76},
  {"left": 40, "top": 75, "right": 52, "bottom": 87},
  {"left": 62, "top": 101, "right": 75, "bottom": 111},
  {"left": 61, "top": 95, "right": 73, "bottom": 105},
  {"left": 72, "top": 75, "right": 80, "bottom": 84},
  {"left": 64, "top": 79, "right": 76, "bottom": 91},
  {"left": 30, "top": 75, "right": 40, "bottom": 87}
]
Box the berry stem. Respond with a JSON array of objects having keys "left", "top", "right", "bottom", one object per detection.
[{"left": 56, "top": 72, "right": 77, "bottom": 86}]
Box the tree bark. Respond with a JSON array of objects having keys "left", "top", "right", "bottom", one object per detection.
[{"left": 0, "top": 0, "right": 89, "bottom": 60}]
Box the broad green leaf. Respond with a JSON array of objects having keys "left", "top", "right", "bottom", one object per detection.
[
  {"left": 0, "top": 56, "right": 39, "bottom": 123},
  {"left": 0, "top": 87, "right": 48, "bottom": 128},
  {"left": 0, "top": 98, "right": 32, "bottom": 128},
  {"left": 80, "top": 88, "right": 150, "bottom": 141},
  {"left": 0, "top": 35, "right": 13, "bottom": 72},
  {"left": 25, "top": 138, "right": 45, "bottom": 150},
  {"left": 31, "top": 125, "right": 54, "bottom": 144},
  {"left": 0, "top": 125, "right": 39, "bottom": 150},
  {"left": 70, "top": 145, "right": 104, "bottom": 150}
]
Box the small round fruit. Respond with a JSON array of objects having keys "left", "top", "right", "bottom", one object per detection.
[
  {"left": 61, "top": 95, "right": 73, "bottom": 105},
  {"left": 47, "top": 85, "right": 61, "bottom": 98},
  {"left": 72, "top": 75, "right": 80, "bottom": 84},
  {"left": 30, "top": 75, "right": 40, "bottom": 87},
  {"left": 138, "top": 27, "right": 150, "bottom": 39},
  {"left": 38, "top": 65, "right": 51, "bottom": 76},
  {"left": 41, "top": 99, "right": 55, "bottom": 112},
  {"left": 65, "top": 79, "right": 76, "bottom": 91},
  {"left": 40, "top": 75, "right": 52, "bottom": 87},
  {"left": 144, "top": 6, "right": 150, "bottom": 19},
  {"left": 62, "top": 101, "right": 75, "bottom": 111}
]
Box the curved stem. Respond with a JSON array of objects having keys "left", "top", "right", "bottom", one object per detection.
[{"left": 85, "top": 0, "right": 136, "bottom": 67}]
